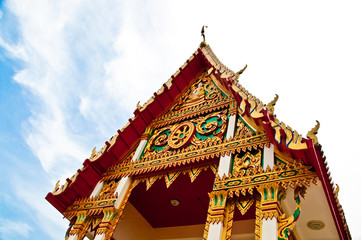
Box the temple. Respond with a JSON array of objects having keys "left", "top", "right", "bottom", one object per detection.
[{"left": 46, "top": 35, "right": 351, "bottom": 240}]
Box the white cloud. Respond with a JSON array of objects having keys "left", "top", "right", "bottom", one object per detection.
[
  {"left": 0, "top": 218, "right": 31, "bottom": 239},
  {"left": 1, "top": 0, "right": 131, "bottom": 178},
  {"left": 12, "top": 176, "right": 69, "bottom": 240}
]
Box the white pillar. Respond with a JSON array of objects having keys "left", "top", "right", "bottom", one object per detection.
[
  {"left": 263, "top": 144, "right": 274, "bottom": 169},
  {"left": 225, "top": 114, "right": 237, "bottom": 140},
  {"left": 131, "top": 139, "right": 148, "bottom": 162},
  {"left": 261, "top": 218, "right": 278, "bottom": 240},
  {"left": 94, "top": 233, "right": 106, "bottom": 240},
  {"left": 207, "top": 115, "right": 237, "bottom": 240},
  {"left": 114, "top": 176, "right": 132, "bottom": 209},
  {"left": 217, "top": 114, "right": 237, "bottom": 177},
  {"left": 89, "top": 180, "right": 104, "bottom": 198},
  {"left": 207, "top": 222, "right": 223, "bottom": 240},
  {"left": 67, "top": 234, "right": 78, "bottom": 240},
  {"left": 217, "top": 153, "right": 232, "bottom": 177}
]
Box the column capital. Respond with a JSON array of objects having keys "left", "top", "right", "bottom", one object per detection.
[
  {"left": 256, "top": 183, "right": 284, "bottom": 220},
  {"left": 69, "top": 210, "right": 89, "bottom": 237},
  {"left": 95, "top": 207, "right": 119, "bottom": 236},
  {"left": 141, "top": 126, "right": 153, "bottom": 140},
  {"left": 228, "top": 101, "right": 238, "bottom": 116},
  {"left": 208, "top": 190, "right": 228, "bottom": 224}
]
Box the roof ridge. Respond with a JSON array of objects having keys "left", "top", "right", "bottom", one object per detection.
[{"left": 201, "top": 44, "right": 235, "bottom": 79}]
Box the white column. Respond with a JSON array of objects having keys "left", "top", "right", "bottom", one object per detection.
[
  {"left": 207, "top": 222, "right": 223, "bottom": 240},
  {"left": 217, "top": 114, "right": 237, "bottom": 177},
  {"left": 208, "top": 115, "right": 237, "bottom": 240},
  {"left": 89, "top": 180, "right": 104, "bottom": 198},
  {"left": 225, "top": 114, "right": 237, "bottom": 140},
  {"left": 261, "top": 144, "right": 277, "bottom": 240},
  {"left": 217, "top": 153, "right": 232, "bottom": 177},
  {"left": 261, "top": 218, "right": 278, "bottom": 240},
  {"left": 94, "top": 233, "right": 105, "bottom": 240},
  {"left": 67, "top": 234, "right": 78, "bottom": 240},
  {"left": 263, "top": 144, "right": 274, "bottom": 169},
  {"left": 131, "top": 139, "right": 148, "bottom": 162},
  {"left": 114, "top": 176, "right": 132, "bottom": 209}
]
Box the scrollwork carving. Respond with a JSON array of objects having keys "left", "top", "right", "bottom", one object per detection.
[{"left": 144, "top": 110, "right": 228, "bottom": 155}]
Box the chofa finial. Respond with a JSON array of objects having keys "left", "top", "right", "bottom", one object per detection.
[
  {"left": 266, "top": 94, "right": 279, "bottom": 115},
  {"left": 307, "top": 120, "right": 320, "bottom": 145},
  {"left": 234, "top": 64, "right": 248, "bottom": 80},
  {"left": 90, "top": 147, "right": 97, "bottom": 159},
  {"left": 200, "top": 25, "right": 208, "bottom": 48},
  {"left": 201, "top": 25, "right": 208, "bottom": 41}
]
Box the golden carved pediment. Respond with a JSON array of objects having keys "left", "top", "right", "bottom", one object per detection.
[
  {"left": 170, "top": 72, "right": 227, "bottom": 113},
  {"left": 144, "top": 110, "right": 228, "bottom": 156}
]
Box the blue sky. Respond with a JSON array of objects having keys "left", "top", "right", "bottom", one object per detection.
[{"left": 1, "top": 0, "right": 361, "bottom": 239}]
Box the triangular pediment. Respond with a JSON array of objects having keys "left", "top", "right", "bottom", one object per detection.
[{"left": 152, "top": 71, "right": 233, "bottom": 127}]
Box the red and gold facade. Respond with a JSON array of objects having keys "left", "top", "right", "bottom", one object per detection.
[{"left": 46, "top": 41, "right": 351, "bottom": 240}]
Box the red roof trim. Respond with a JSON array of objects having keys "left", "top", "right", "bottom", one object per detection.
[{"left": 307, "top": 141, "right": 348, "bottom": 240}]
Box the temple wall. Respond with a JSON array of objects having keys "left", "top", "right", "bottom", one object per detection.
[
  {"left": 112, "top": 202, "right": 255, "bottom": 240},
  {"left": 113, "top": 203, "right": 153, "bottom": 240},
  {"left": 231, "top": 219, "right": 255, "bottom": 240},
  {"left": 112, "top": 203, "right": 205, "bottom": 240},
  {"left": 153, "top": 224, "right": 204, "bottom": 240}
]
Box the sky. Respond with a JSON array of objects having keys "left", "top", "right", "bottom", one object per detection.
[{"left": 0, "top": 0, "right": 360, "bottom": 239}]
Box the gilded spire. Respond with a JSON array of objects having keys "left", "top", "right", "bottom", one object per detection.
[
  {"left": 200, "top": 25, "right": 208, "bottom": 48},
  {"left": 307, "top": 120, "right": 320, "bottom": 145}
]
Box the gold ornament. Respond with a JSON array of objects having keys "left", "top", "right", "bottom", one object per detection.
[{"left": 168, "top": 122, "right": 195, "bottom": 149}]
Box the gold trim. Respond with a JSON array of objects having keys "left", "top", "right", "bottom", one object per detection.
[
  {"left": 64, "top": 195, "right": 117, "bottom": 219},
  {"left": 103, "top": 133, "right": 268, "bottom": 180},
  {"left": 255, "top": 195, "right": 262, "bottom": 240},
  {"left": 134, "top": 164, "right": 218, "bottom": 190},
  {"left": 215, "top": 160, "right": 318, "bottom": 193},
  {"left": 223, "top": 200, "right": 235, "bottom": 240}
]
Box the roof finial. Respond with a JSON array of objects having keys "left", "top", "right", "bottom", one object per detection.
[
  {"left": 307, "top": 120, "right": 320, "bottom": 145},
  {"left": 200, "top": 25, "right": 208, "bottom": 48},
  {"left": 234, "top": 64, "right": 248, "bottom": 80},
  {"left": 90, "top": 147, "right": 97, "bottom": 159},
  {"left": 266, "top": 94, "right": 279, "bottom": 115}
]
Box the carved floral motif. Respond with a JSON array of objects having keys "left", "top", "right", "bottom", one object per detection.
[{"left": 144, "top": 110, "right": 228, "bottom": 155}]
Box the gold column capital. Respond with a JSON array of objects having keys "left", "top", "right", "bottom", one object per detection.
[
  {"left": 256, "top": 183, "right": 284, "bottom": 220},
  {"left": 69, "top": 210, "right": 89, "bottom": 236},
  {"left": 229, "top": 102, "right": 238, "bottom": 117},
  {"left": 141, "top": 126, "right": 153, "bottom": 140},
  {"left": 208, "top": 190, "right": 228, "bottom": 223}
]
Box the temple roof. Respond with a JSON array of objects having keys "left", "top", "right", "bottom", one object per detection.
[{"left": 46, "top": 42, "right": 350, "bottom": 239}]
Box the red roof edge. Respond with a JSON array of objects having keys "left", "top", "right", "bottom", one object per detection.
[{"left": 306, "top": 140, "right": 350, "bottom": 240}]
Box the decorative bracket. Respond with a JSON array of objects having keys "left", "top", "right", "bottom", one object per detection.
[{"left": 278, "top": 186, "right": 307, "bottom": 239}]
